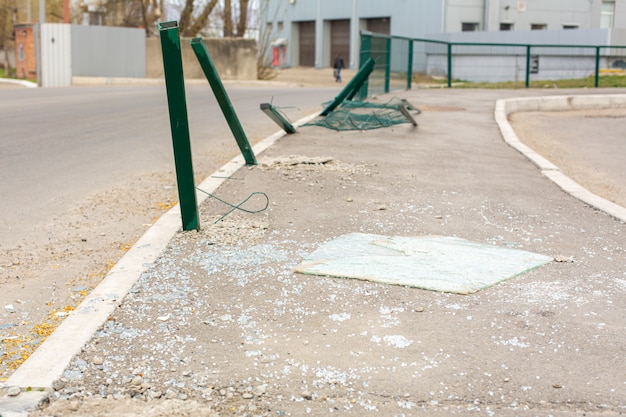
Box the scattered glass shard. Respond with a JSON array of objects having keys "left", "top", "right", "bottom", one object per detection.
[{"left": 294, "top": 233, "right": 553, "bottom": 294}]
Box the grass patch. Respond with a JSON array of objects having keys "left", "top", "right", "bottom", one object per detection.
[
  {"left": 454, "top": 75, "right": 626, "bottom": 89},
  {"left": 412, "top": 72, "right": 449, "bottom": 85}
]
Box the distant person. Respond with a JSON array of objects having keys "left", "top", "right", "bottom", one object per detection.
[{"left": 333, "top": 53, "right": 345, "bottom": 82}]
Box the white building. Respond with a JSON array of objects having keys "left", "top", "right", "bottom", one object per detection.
[{"left": 262, "top": 0, "right": 626, "bottom": 69}]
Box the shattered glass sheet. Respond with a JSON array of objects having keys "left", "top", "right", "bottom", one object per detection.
[
  {"left": 295, "top": 233, "right": 553, "bottom": 294},
  {"left": 304, "top": 98, "right": 420, "bottom": 131}
]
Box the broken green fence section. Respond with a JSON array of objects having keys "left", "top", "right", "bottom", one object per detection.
[
  {"left": 191, "top": 37, "right": 257, "bottom": 165},
  {"left": 305, "top": 98, "right": 420, "bottom": 131},
  {"left": 158, "top": 20, "right": 199, "bottom": 231}
]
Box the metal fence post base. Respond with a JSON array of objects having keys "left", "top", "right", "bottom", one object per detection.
[{"left": 158, "top": 21, "right": 200, "bottom": 231}]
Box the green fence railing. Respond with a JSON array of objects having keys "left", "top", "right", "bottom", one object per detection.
[{"left": 359, "top": 31, "right": 626, "bottom": 96}]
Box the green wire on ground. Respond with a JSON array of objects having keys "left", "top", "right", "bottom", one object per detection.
[{"left": 196, "top": 188, "right": 270, "bottom": 224}]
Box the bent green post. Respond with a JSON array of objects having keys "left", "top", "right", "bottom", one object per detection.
[
  {"left": 190, "top": 37, "right": 257, "bottom": 165},
  {"left": 321, "top": 57, "right": 375, "bottom": 116},
  {"left": 260, "top": 103, "right": 297, "bottom": 134},
  {"left": 158, "top": 20, "right": 199, "bottom": 231}
]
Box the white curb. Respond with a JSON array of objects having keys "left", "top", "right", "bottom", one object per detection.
[{"left": 495, "top": 94, "right": 626, "bottom": 223}]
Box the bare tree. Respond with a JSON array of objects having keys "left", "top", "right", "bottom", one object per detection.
[
  {"left": 236, "top": 0, "right": 249, "bottom": 37},
  {"left": 178, "top": 0, "right": 219, "bottom": 37},
  {"left": 79, "top": 0, "right": 161, "bottom": 35},
  {"left": 71, "top": 0, "right": 248, "bottom": 39},
  {"left": 0, "top": 0, "right": 15, "bottom": 74},
  {"left": 221, "top": 0, "right": 250, "bottom": 38},
  {"left": 184, "top": 0, "right": 219, "bottom": 36},
  {"left": 256, "top": 0, "right": 278, "bottom": 80},
  {"left": 222, "top": 0, "right": 232, "bottom": 36}
]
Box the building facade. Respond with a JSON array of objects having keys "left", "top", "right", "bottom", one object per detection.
[
  {"left": 262, "top": 0, "right": 625, "bottom": 69},
  {"left": 13, "top": 24, "right": 37, "bottom": 80}
]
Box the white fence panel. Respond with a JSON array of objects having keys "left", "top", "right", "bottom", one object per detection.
[
  {"left": 71, "top": 25, "right": 145, "bottom": 78},
  {"left": 40, "top": 24, "right": 72, "bottom": 87}
]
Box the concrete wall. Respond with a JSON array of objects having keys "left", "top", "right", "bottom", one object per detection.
[{"left": 145, "top": 37, "right": 257, "bottom": 80}]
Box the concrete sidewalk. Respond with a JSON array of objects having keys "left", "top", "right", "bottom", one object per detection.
[{"left": 3, "top": 88, "right": 626, "bottom": 417}]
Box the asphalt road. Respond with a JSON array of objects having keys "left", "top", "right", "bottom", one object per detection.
[{"left": 0, "top": 84, "right": 338, "bottom": 246}]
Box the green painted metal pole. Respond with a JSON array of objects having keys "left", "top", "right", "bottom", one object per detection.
[
  {"left": 384, "top": 37, "right": 391, "bottom": 93},
  {"left": 447, "top": 43, "right": 452, "bottom": 88},
  {"left": 358, "top": 33, "right": 372, "bottom": 100},
  {"left": 594, "top": 46, "right": 601, "bottom": 88},
  {"left": 321, "top": 57, "right": 375, "bottom": 116},
  {"left": 525, "top": 45, "right": 531, "bottom": 88},
  {"left": 158, "top": 21, "right": 199, "bottom": 231},
  {"left": 407, "top": 39, "right": 413, "bottom": 90},
  {"left": 190, "top": 37, "right": 257, "bottom": 165}
]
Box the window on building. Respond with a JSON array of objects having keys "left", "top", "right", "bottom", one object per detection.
[
  {"left": 562, "top": 24, "right": 579, "bottom": 29},
  {"left": 500, "top": 22, "right": 514, "bottom": 31},
  {"left": 531, "top": 23, "right": 547, "bottom": 30},
  {"left": 266, "top": 22, "right": 273, "bottom": 33},
  {"left": 277, "top": 21, "right": 284, "bottom": 32},
  {"left": 601, "top": 1, "right": 615, "bottom": 29},
  {"left": 462, "top": 22, "right": 479, "bottom": 32},
  {"left": 365, "top": 17, "right": 391, "bottom": 35}
]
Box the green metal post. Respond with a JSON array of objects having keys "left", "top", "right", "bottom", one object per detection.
[
  {"left": 190, "top": 37, "right": 257, "bottom": 165},
  {"left": 447, "top": 43, "right": 452, "bottom": 88},
  {"left": 158, "top": 21, "right": 199, "bottom": 231},
  {"left": 594, "top": 46, "right": 601, "bottom": 88},
  {"left": 407, "top": 39, "right": 413, "bottom": 90},
  {"left": 260, "top": 103, "right": 297, "bottom": 134},
  {"left": 358, "top": 33, "right": 372, "bottom": 100},
  {"left": 321, "top": 58, "right": 375, "bottom": 116},
  {"left": 384, "top": 37, "right": 391, "bottom": 93},
  {"left": 525, "top": 45, "right": 531, "bottom": 88}
]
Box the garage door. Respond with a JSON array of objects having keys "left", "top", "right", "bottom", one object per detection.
[
  {"left": 330, "top": 19, "right": 350, "bottom": 67},
  {"left": 299, "top": 21, "right": 315, "bottom": 67}
]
